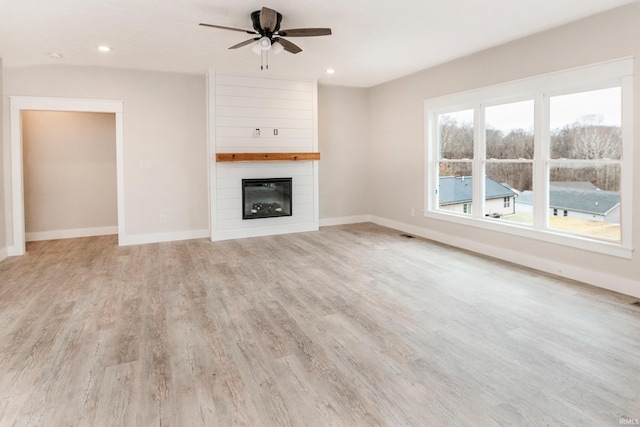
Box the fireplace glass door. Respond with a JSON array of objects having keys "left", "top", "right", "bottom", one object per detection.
[{"left": 242, "top": 178, "right": 292, "bottom": 219}]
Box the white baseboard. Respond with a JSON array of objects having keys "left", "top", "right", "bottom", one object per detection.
[
  {"left": 369, "top": 215, "right": 640, "bottom": 299},
  {"left": 319, "top": 215, "right": 371, "bottom": 227},
  {"left": 0, "top": 246, "right": 8, "bottom": 263},
  {"left": 26, "top": 226, "right": 118, "bottom": 242},
  {"left": 119, "top": 229, "right": 210, "bottom": 246}
]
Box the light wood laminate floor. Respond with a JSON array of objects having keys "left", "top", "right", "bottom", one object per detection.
[{"left": 0, "top": 223, "right": 639, "bottom": 426}]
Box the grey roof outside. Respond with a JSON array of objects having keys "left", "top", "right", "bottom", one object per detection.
[
  {"left": 550, "top": 181, "right": 598, "bottom": 190},
  {"left": 517, "top": 184, "right": 620, "bottom": 216},
  {"left": 439, "top": 176, "right": 516, "bottom": 206}
]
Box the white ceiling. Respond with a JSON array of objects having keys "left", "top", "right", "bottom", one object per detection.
[{"left": 0, "top": 0, "right": 636, "bottom": 87}]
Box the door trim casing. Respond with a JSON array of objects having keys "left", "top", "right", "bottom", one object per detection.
[{"left": 8, "top": 96, "right": 125, "bottom": 255}]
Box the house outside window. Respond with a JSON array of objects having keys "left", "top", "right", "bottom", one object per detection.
[
  {"left": 439, "top": 176, "right": 515, "bottom": 217},
  {"left": 425, "top": 58, "right": 633, "bottom": 258}
]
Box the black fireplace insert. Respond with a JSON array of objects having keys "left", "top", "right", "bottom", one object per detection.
[{"left": 242, "top": 178, "right": 292, "bottom": 220}]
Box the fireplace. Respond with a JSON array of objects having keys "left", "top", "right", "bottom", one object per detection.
[{"left": 242, "top": 178, "right": 293, "bottom": 220}]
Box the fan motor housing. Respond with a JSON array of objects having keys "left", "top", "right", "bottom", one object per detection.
[{"left": 251, "top": 10, "right": 282, "bottom": 35}]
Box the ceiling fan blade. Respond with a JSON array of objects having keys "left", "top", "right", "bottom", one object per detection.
[
  {"left": 199, "top": 23, "right": 256, "bottom": 34},
  {"left": 260, "top": 7, "right": 278, "bottom": 31},
  {"left": 229, "top": 38, "right": 258, "bottom": 49},
  {"left": 277, "top": 38, "right": 302, "bottom": 54},
  {"left": 278, "top": 28, "right": 332, "bottom": 37}
]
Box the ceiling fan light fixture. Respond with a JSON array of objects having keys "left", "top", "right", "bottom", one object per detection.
[
  {"left": 252, "top": 37, "right": 271, "bottom": 55},
  {"left": 251, "top": 41, "right": 262, "bottom": 55},
  {"left": 271, "top": 41, "right": 284, "bottom": 55},
  {"left": 259, "top": 36, "right": 271, "bottom": 51}
]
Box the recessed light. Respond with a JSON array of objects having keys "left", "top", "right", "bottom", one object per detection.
[
  {"left": 98, "top": 46, "right": 111, "bottom": 52},
  {"left": 326, "top": 68, "right": 336, "bottom": 74}
]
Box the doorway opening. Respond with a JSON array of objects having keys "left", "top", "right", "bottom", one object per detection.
[
  {"left": 9, "top": 97, "right": 125, "bottom": 256},
  {"left": 22, "top": 111, "right": 118, "bottom": 243}
]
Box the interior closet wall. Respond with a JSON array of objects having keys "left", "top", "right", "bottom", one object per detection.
[
  {"left": 0, "top": 58, "right": 5, "bottom": 252},
  {"left": 22, "top": 111, "right": 117, "bottom": 241}
]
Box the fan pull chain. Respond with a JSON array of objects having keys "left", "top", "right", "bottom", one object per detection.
[{"left": 260, "top": 50, "right": 269, "bottom": 70}]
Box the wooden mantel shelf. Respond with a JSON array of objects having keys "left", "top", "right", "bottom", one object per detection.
[{"left": 216, "top": 152, "right": 320, "bottom": 162}]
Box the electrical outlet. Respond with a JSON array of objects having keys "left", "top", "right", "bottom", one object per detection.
[
  {"left": 253, "top": 128, "right": 261, "bottom": 138},
  {"left": 139, "top": 160, "right": 152, "bottom": 169},
  {"left": 410, "top": 208, "right": 415, "bottom": 217},
  {"left": 160, "top": 214, "right": 166, "bottom": 223}
]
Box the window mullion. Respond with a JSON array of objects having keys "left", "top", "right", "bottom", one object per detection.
[
  {"left": 472, "top": 105, "right": 485, "bottom": 218},
  {"left": 533, "top": 93, "right": 549, "bottom": 229},
  {"left": 619, "top": 74, "right": 634, "bottom": 249},
  {"left": 427, "top": 111, "right": 439, "bottom": 212}
]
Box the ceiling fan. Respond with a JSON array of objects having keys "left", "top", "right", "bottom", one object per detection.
[{"left": 200, "top": 7, "right": 332, "bottom": 69}]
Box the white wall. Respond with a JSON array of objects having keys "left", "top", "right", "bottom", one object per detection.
[
  {"left": 22, "top": 111, "right": 117, "bottom": 240},
  {"left": 317, "top": 85, "right": 371, "bottom": 223},
  {"left": 368, "top": 3, "right": 640, "bottom": 297},
  {"left": 0, "top": 58, "right": 5, "bottom": 258},
  {"left": 2, "top": 65, "right": 208, "bottom": 245},
  {"left": 1, "top": 69, "right": 374, "bottom": 248}
]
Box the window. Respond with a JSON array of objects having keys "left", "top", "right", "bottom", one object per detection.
[
  {"left": 425, "top": 58, "right": 633, "bottom": 258},
  {"left": 548, "top": 87, "right": 622, "bottom": 241},
  {"left": 437, "top": 110, "right": 474, "bottom": 215},
  {"left": 485, "top": 99, "right": 534, "bottom": 225}
]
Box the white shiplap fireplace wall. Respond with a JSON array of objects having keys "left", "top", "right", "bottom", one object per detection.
[{"left": 208, "top": 72, "right": 319, "bottom": 241}]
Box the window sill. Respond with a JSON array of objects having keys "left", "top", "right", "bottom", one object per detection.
[{"left": 424, "top": 210, "right": 633, "bottom": 259}]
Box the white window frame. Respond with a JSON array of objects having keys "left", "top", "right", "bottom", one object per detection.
[{"left": 424, "top": 58, "right": 633, "bottom": 258}]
